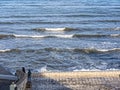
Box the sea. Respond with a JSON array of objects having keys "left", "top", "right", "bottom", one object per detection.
[{"left": 0, "top": 0, "right": 120, "bottom": 73}]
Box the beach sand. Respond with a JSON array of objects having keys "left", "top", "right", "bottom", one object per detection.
[{"left": 32, "top": 71, "right": 120, "bottom": 90}]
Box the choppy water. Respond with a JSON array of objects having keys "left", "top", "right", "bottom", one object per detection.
[{"left": 0, "top": 0, "right": 120, "bottom": 73}]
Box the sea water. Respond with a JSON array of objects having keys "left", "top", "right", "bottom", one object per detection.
[{"left": 0, "top": 0, "right": 120, "bottom": 72}]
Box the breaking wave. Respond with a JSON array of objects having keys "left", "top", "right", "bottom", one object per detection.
[
  {"left": 14, "top": 34, "right": 120, "bottom": 38},
  {"left": 110, "top": 34, "right": 120, "bottom": 37},
  {"left": 44, "top": 48, "right": 120, "bottom": 53},
  {"left": 0, "top": 34, "right": 73, "bottom": 39},
  {"left": 14, "top": 34, "right": 73, "bottom": 38},
  {"left": 0, "top": 48, "right": 120, "bottom": 54},
  {"left": 0, "top": 49, "right": 20, "bottom": 53},
  {"left": 32, "top": 27, "right": 77, "bottom": 32},
  {"left": 0, "top": 34, "right": 120, "bottom": 39},
  {"left": 73, "top": 48, "right": 120, "bottom": 53},
  {"left": 114, "top": 27, "right": 120, "bottom": 30}
]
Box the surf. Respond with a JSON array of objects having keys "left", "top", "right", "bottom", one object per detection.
[
  {"left": 0, "top": 49, "right": 20, "bottom": 53},
  {"left": 0, "top": 34, "right": 120, "bottom": 40},
  {"left": 32, "top": 27, "right": 77, "bottom": 32}
]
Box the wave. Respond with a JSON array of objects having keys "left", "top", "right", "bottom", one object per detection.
[
  {"left": 94, "top": 20, "right": 120, "bottom": 22},
  {"left": 114, "top": 27, "right": 120, "bottom": 30},
  {"left": 110, "top": 34, "right": 120, "bottom": 37},
  {"left": 77, "top": 27, "right": 120, "bottom": 31},
  {"left": 13, "top": 33, "right": 120, "bottom": 39},
  {"left": 32, "top": 27, "right": 77, "bottom": 32},
  {"left": 0, "top": 48, "right": 120, "bottom": 54},
  {"left": 14, "top": 34, "right": 73, "bottom": 38},
  {"left": 0, "top": 34, "right": 15, "bottom": 39},
  {"left": 0, "top": 34, "right": 120, "bottom": 39},
  {"left": 1, "top": 20, "right": 120, "bottom": 25},
  {"left": 0, "top": 22, "right": 15, "bottom": 24},
  {"left": 35, "top": 65, "right": 48, "bottom": 72},
  {"left": 0, "top": 49, "right": 11, "bottom": 53},
  {"left": 73, "top": 34, "right": 120, "bottom": 38},
  {"left": 65, "top": 14, "right": 102, "bottom": 17},
  {"left": 0, "top": 21, "right": 23, "bottom": 24},
  {"left": 0, "top": 49, "right": 20, "bottom": 53},
  {"left": 43, "top": 47, "right": 120, "bottom": 53},
  {"left": 73, "top": 34, "right": 107, "bottom": 38},
  {"left": 0, "top": 16, "right": 36, "bottom": 18},
  {"left": 73, "top": 48, "right": 120, "bottom": 53},
  {"left": 44, "top": 48, "right": 120, "bottom": 53},
  {"left": 101, "top": 27, "right": 120, "bottom": 31},
  {"left": 0, "top": 34, "right": 73, "bottom": 39},
  {"left": 11, "top": 34, "right": 120, "bottom": 38}
]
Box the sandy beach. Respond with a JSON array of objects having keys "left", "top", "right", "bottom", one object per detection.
[
  {"left": 32, "top": 71, "right": 120, "bottom": 79},
  {"left": 32, "top": 71, "right": 120, "bottom": 90}
]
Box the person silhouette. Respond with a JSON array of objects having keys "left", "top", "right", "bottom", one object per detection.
[
  {"left": 26, "top": 69, "right": 32, "bottom": 89},
  {"left": 22, "top": 67, "right": 26, "bottom": 73},
  {"left": 28, "top": 69, "right": 31, "bottom": 81}
]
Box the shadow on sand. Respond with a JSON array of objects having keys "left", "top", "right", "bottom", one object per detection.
[{"left": 32, "top": 74, "right": 72, "bottom": 90}]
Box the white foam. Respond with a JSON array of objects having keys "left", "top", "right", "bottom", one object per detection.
[
  {"left": 73, "top": 69, "right": 101, "bottom": 72},
  {"left": 73, "top": 68, "right": 120, "bottom": 72},
  {"left": 34, "top": 27, "right": 75, "bottom": 32},
  {"left": 45, "top": 28, "right": 66, "bottom": 31},
  {"left": 97, "top": 48, "right": 120, "bottom": 52},
  {"left": 106, "top": 68, "right": 120, "bottom": 71},
  {"left": 13, "top": 34, "right": 120, "bottom": 39},
  {"left": 111, "top": 34, "right": 120, "bottom": 37},
  {"left": 36, "top": 65, "right": 48, "bottom": 72},
  {"left": 14, "top": 35, "right": 44, "bottom": 38},
  {"left": 54, "top": 35, "right": 73, "bottom": 38},
  {"left": 114, "top": 27, "right": 120, "bottom": 30},
  {"left": 97, "top": 49, "right": 109, "bottom": 52},
  {"left": 14, "top": 34, "right": 73, "bottom": 38},
  {"left": 0, "top": 49, "right": 11, "bottom": 52},
  {"left": 111, "top": 48, "right": 120, "bottom": 51}
]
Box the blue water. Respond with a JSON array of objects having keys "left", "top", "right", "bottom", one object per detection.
[{"left": 0, "top": 0, "right": 120, "bottom": 72}]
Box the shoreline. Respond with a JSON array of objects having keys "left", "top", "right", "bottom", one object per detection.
[
  {"left": 1, "top": 66, "right": 120, "bottom": 90},
  {"left": 32, "top": 70, "right": 120, "bottom": 79},
  {"left": 32, "top": 70, "right": 120, "bottom": 90}
]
